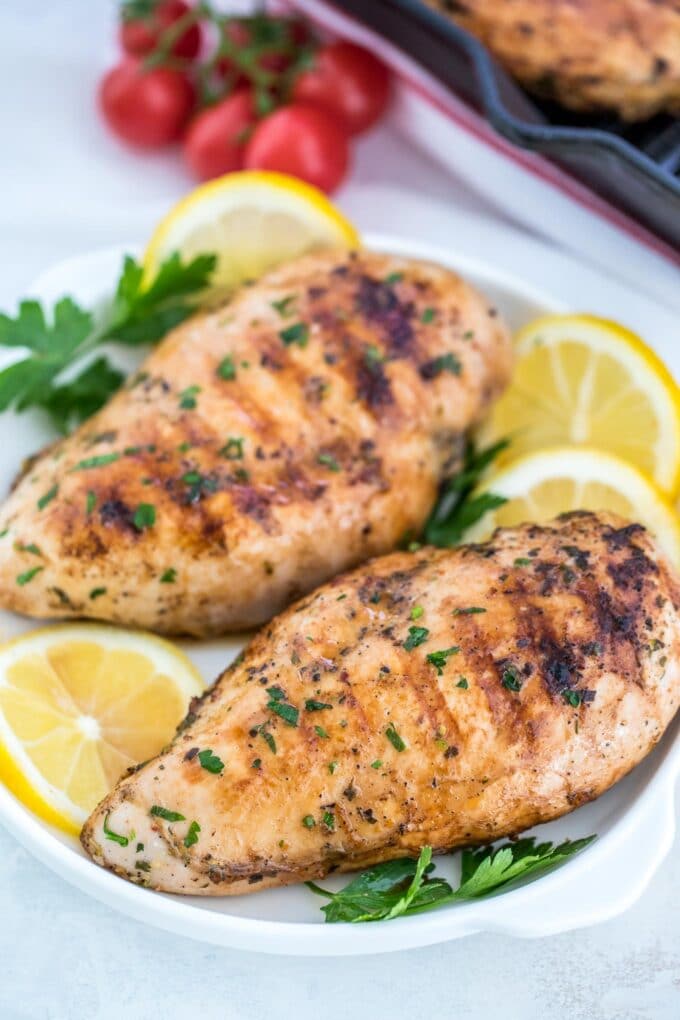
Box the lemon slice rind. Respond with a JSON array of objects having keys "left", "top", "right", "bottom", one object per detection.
[
  {"left": 0, "top": 624, "right": 203, "bottom": 835},
  {"left": 143, "top": 170, "right": 360, "bottom": 301},
  {"left": 462, "top": 445, "right": 680, "bottom": 570},
  {"left": 477, "top": 314, "right": 680, "bottom": 497}
]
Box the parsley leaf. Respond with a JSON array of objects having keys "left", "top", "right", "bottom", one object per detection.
[
  {"left": 426, "top": 646, "right": 460, "bottom": 675},
  {"left": 184, "top": 821, "right": 201, "bottom": 848},
  {"left": 150, "top": 805, "right": 185, "bottom": 822},
  {"left": 424, "top": 439, "right": 510, "bottom": 547},
  {"left": 309, "top": 835, "right": 595, "bottom": 923},
  {"left": 0, "top": 252, "right": 216, "bottom": 434},
  {"left": 404, "top": 625, "right": 429, "bottom": 650},
  {"left": 197, "top": 748, "right": 225, "bottom": 774}
]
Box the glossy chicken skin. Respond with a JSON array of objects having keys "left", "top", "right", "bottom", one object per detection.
[
  {"left": 0, "top": 250, "right": 511, "bottom": 636},
  {"left": 430, "top": 0, "right": 680, "bottom": 120},
  {"left": 82, "top": 512, "right": 680, "bottom": 894}
]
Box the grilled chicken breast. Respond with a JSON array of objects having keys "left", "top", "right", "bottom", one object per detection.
[
  {"left": 82, "top": 511, "right": 680, "bottom": 895},
  {"left": 429, "top": 0, "right": 680, "bottom": 120},
  {"left": 0, "top": 250, "right": 510, "bottom": 636}
]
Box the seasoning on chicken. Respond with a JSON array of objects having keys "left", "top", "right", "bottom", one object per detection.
[
  {"left": 0, "top": 250, "right": 510, "bottom": 636},
  {"left": 81, "top": 511, "right": 680, "bottom": 895},
  {"left": 429, "top": 0, "right": 680, "bottom": 121}
]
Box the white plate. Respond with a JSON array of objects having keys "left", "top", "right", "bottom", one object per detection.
[{"left": 0, "top": 220, "right": 678, "bottom": 956}]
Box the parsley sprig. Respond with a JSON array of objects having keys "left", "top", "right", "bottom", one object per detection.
[
  {"left": 307, "top": 835, "right": 595, "bottom": 923},
  {"left": 0, "top": 252, "right": 216, "bottom": 433},
  {"left": 424, "top": 439, "right": 510, "bottom": 547}
]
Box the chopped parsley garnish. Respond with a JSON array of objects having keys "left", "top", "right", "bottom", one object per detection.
[
  {"left": 426, "top": 646, "right": 460, "bottom": 675},
  {"left": 403, "top": 625, "right": 429, "bottom": 650},
  {"left": 410, "top": 605, "right": 424, "bottom": 621},
  {"left": 16, "top": 542, "right": 41, "bottom": 556},
  {"left": 371, "top": 759, "right": 383, "bottom": 769},
  {"left": 419, "top": 352, "right": 462, "bottom": 380},
  {"left": 322, "top": 811, "right": 335, "bottom": 830},
  {"left": 220, "top": 437, "right": 244, "bottom": 460},
  {"left": 86, "top": 490, "right": 96, "bottom": 515},
  {"left": 266, "top": 686, "right": 299, "bottom": 726},
  {"left": 314, "top": 725, "right": 329, "bottom": 739},
  {"left": 421, "top": 307, "right": 436, "bottom": 324},
  {"left": 462, "top": 329, "right": 475, "bottom": 340},
  {"left": 103, "top": 813, "right": 128, "bottom": 847},
  {"left": 89, "top": 587, "right": 107, "bottom": 600},
  {"left": 197, "top": 748, "right": 225, "bottom": 774},
  {"left": 384, "top": 272, "right": 403, "bottom": 285},
  {"left": 16, "top": 566, "right": 43, "bottom": 586},
  {"left": 302, "top": 815, "right": 316, "bottom": 829},
  {"left": 37, "top": 484, "right": 59, "bottom": 510},
  {"left": 252, "top": 758, "right": 262, "bottom": 769},
  {"left": 184, "top": 820, "right": 201, "bottom": 848},
  {"left": 514, "top": 557, "right": 532, "bottom": 567},
  {"left": 501, "top": 667, "right": 522, "bottom": 692},
  {"left": 216, "top": 355, "right": 236, "bottom": 380},
  {"left": 279, "top": 322, "right": 309, "bottom": 347},
  {"left": 71, "top": 453, "right": 120, "bottom": 471},
  {"left": 453, "top": 607, "right": 486, "bottom": 616},
  {"left": 307, "top": 836, "right": 596, "bottom": 923},
  {"left": 328, "top": 761, "right": 338, "bottom": 774},
  {"left": 305, "top": 699, "right": 332, "bottom": 712},
  {"left": 160, "top": 568, "right": 177, "bottom": 583},
  {"left": 133, "top": 503, "right": 155, "bottom": 531},
  {"left": 150, "top": 805, "right": 185, "bottom": 822},
  {"left": 179, "top": 385, "right": 201, "bottom": 409},
  {"left": 364, "top": 343, "right": 384, "bottom": 366},
  {"left": 258, "top": 727, "right": 277, "bottom": 754},
  {"left": 385, "top": 723, "right": 406, "bottom": 752},
  {"left": 317, "top": 452, "right": 340, "bottom": 472},
  {"left": 563, "top": 690, "right": 582, "bottom": 707},
  {"left": 456, "top": 677, "right": 469, "bottom": 689},
  {"left": 271, "top": 295, "right": 296, "bottom": 317}
]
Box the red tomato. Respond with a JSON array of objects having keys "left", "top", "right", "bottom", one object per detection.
[
  {"left": 183, "top": 90, "right": 257, "bottom": 180},
  {"left": 120, "top": 0, "right": 201, "bottom": 60},
  {"left": 99, "top": 59, "right": 194, "bottom": 148},
  {"left": 292, "top": 41, "right": 391, "bottom": 135},
  {"left": 244, "top": 104, "right": 349, "bottom": 194}
]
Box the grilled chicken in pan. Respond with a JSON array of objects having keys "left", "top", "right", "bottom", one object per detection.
[
  {"left": 0, "top": 250, "right": 511, "bottom": 636},
  {"left": 82, "top": 511, "right": 680, "bottom": 895},
  {"left": 429, "top": 0, "right": 680, "bottom": 120}
]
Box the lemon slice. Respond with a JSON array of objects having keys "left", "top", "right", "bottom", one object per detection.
[
  {"left": 476, "top": 315, "right": 680, "bottom": 497},
  {"left": 0, "top": 624, "right": 203, "bottom": 834},
  {"left": 144, "top": 170, "right": 360, "bottom": 303},
  {"left": 462, "top": 446, "right": 680, "bottom": 569}
]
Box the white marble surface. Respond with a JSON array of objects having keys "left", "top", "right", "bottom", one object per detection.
[{"left": 0, "top": 3, "right": 678, "bottom": 1017}]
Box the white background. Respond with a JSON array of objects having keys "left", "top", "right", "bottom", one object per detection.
[{"left": 0, "top": 2, "right": 678, "bottom": 1017}]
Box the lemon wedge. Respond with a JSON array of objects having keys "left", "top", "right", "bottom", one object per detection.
[
  {"left": 461, "top": 446, "right": 680, "bottom": 569},
  {"left": 0, "top": 625, "right": 203, "bottom": 834},
  {"left": 144, "top": 169, "right": 360, "bottom": 303},
  {"left": 476, "top": 314, "right": 680, "bottom": 497}
]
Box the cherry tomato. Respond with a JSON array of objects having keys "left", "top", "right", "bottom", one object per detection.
[
  {"left": 292, "top": 41, "right": 391, "bottom": 135},
  {"left": 99, "top": 59, "right": 194, "bottom": 148},
  {"left": 183, "top": 90, "right": 257, "bottom": 181},
  {"left": 120, "top": 0, "right": 201, "bottom": 60},
  {"left": 244, "top": 104, "right": 349, "bottom": 194}
]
